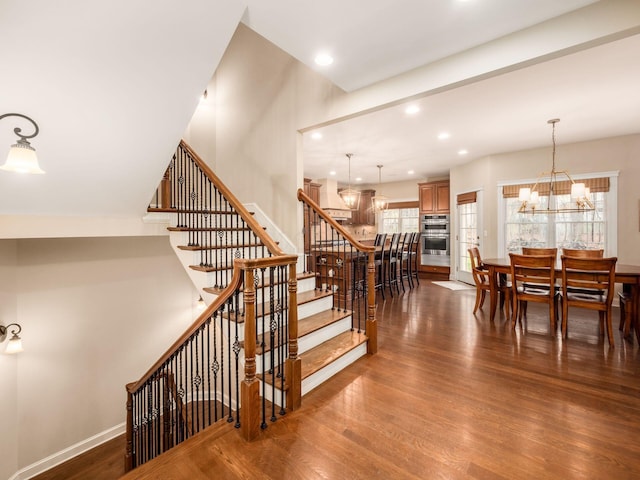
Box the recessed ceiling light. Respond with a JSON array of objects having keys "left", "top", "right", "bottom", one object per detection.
[
  {"left": 311, "top": 132, "right": 322, "bottom": 140},
  {"left": 408, "top": 170, "right": 415, "bottom": 175},
  {"left": 405, "top": 105, "right": 420, "bottom": 115},
  {"left": 329, "top": 170, "right": 336, "bottom": 176},
  {"left": 355, "top": 177, "right": 363, "bottom": 182},
  {"left": 458, "top": 149, "right": 468, "bottom": 156},
  {"left": 438, "top": 132, "right": 450, "bottom": 140},
  {"left": 314, "top": 53, "right": 334, "bottom": 66}
]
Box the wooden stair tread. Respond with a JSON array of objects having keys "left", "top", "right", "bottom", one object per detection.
[
  {"left": 178, "top": 243, "right": 270, "bottom": 251},
  {"left": 299, "top": 330, "right": 367, "bottom": 380},
  {"left": 168, "top": 226, "right": 258, "bottom": 232},
  {"left": 204, "top": 272, "right": 317, "bottom": 296},
  {"left": 297, "top": 289, "right": 333, "bottom": 305},
  {"left": 190, "top": 264, "right": 233, "bottom": 273},
  {"left": 148, "top": 207, "right": 254, "bottom": 215},
  {"left": 258, "top": 330, "right": 367, "bottom": 389},
  {"left": 248, "top": 309, "right": 352, "bottom": 354}
]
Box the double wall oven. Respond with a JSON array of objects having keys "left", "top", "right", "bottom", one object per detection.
[{"left": 421, "top": 214, "right": 450, "bottom": 266}]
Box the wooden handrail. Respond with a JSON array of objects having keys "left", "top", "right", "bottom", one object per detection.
[
  {"left": 296, "top": 188, "right": 375, "bottom": 255},
  {"left": 180, "top": 140, "right": 284, "bottom": 256}
]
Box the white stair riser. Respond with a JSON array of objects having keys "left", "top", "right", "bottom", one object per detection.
[
  {"left": 298, "top": 296, "right": 334, "bottom": 320},
  {"left": 254, "top": 315, "right": 352, "bottom": 373},
  {"left": 260, "top": 342, "right": 368, "bottom": 406}
]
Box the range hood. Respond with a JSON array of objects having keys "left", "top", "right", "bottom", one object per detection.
[{"left": 316, "top": 178, "right": 352, "bottom": 221}]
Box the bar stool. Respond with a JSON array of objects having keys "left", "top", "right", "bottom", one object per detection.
[
  {"left": 384, "top": 233, "right": 401, "bottom": 296},
  {"left": 374, "top": 233, "right": 387, "bottom": 299}
]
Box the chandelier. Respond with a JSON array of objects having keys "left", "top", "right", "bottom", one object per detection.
[
  {"left": 339, "top": 153, "right": 361, "bottom": 210},
  {"left": 518, "top": 118, "right": 593, "bottom": 214},
  {"left": 371, "top": 165, "right": 389, "bottom": 212}
]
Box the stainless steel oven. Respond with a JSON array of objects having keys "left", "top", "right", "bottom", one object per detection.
[
  {"left": 422, "top": 233, "right": 450, "bottom": 256},
  {"left": 421, "top": 214, "right": 450, "bottom": 266},
  {"left": 421, "top": 214, "right": 450, "bottom": 235}
]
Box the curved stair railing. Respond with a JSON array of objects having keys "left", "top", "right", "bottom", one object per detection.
[
  {"left": 125, "top": 141, "right": 300, "bottom": 472},
  {"left": 297, "top": 188, "right": 378, "bottom": 353}
]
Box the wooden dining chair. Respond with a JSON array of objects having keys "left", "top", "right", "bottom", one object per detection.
[
  {"left": 562, "top": 248, "right": 604, "bottom": 258},
  {"left": 618, "top": 284, "right": 633, "bottom": 338},
  {"left": 560, "top": 255, "right": 617, "bottom": 347},
  {"left": 469, "top": 247, "right": 510, "bottom": 317},
  {"left": 522, "top": 247, "right": 558, "bottom": 256},
  {"left": 517, "top": 248, "right": 558, "bottom": 318},
  {"left": 509, "top": 253, "right": 558, "bottom": 333}
]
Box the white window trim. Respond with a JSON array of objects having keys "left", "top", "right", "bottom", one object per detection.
[{"left": 497, "top": 171, "right": 618, "bottom": 257}]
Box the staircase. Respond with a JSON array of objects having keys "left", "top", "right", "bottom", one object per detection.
[{"left": 125, "top": 140, "right": 376, "bottom": 472}]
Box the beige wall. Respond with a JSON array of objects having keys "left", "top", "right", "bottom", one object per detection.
[
  {"left": 186, "top": 24, "right": 345, "bottom": 249},
  {"left": 0, "top": 236, "right": 198, "bottom": 472},
  {"left": 450, "top": 134, "right": 640, "bottom": 274},
  {"left": 0, "top": 240, "right": 18, "bottom": 480}
]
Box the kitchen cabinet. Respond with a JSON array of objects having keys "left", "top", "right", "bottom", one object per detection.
[
  {"left": 419, "top": 181, "right": 450, "bottom": 214},
  {"left": 303, "top": 178, "right": 321, "bottom": 205},
  {"left": 353, "top": 189, "right": 375, "bottom": 225},
  {"left": 346, "top": 189, "right": 375, "bottom": 225}
]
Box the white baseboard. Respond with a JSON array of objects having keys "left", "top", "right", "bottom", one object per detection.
[{"left": 11, "top": 422, "right": 125, "bottom": 480}]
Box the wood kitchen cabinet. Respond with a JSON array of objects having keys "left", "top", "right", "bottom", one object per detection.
[
  {"left": 303, "top": 178, "right": 321, "bottom": 205},
  {"left": 419, "top": 181, "right": 450, "bottom": 214},
  {"left": 354, "top": 189, "right": 375, "bottom": 225},
  {"left": 340, "top": 188, "right": 376, "bottom": 225}
]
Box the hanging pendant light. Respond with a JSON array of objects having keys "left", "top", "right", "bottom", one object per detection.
[
  {"left": 371, "top": 165, "right": 389, "bottom": 212},
  {"left": 0, "top": 113, "right": 45, "bottom": 174},
  {"left": 518, "top": 118, "right": 593, "bottom": 214},
  {"left": 339, "top": 153, "right": 361, "bottom": 210}
]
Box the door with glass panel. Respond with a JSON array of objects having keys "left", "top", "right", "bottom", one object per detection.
[{"left": 457, "top": 191, "right": 481, "bottom": 285}]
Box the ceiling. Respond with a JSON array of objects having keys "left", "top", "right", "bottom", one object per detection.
[
  {"left": 301, "top": 32, "right": 640, "bottom": 185},
  {"left": 1, "top": 0, "right": 639, "bottom": 222},
  {"left": 240, "top": 0, "right": 640, "bottom": 187}
]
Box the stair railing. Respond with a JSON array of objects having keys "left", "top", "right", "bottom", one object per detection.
[
  {"left": 125, "top": 141, "right": 301, "bottom": 472},
  {"left": 297, "top": 188, "right": 378, "bottom": 353},
  {"left": 149, "top": 140, "right": 284, "bottom": 289}
]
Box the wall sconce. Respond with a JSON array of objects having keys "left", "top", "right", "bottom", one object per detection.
[
  {"left": 0, "top": 323, "right": 23, "bottom": 354},
  {"left": 0, "top": 113, "right": 45, "bottom": 174}
]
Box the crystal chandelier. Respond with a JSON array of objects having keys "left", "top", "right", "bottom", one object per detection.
[
  {"left": 371, "top": 165, "right": 389, "bottom": 212},
  {"left": 518, "top": 119, "right": 594, "bottom": 214},
  {"left": 339, "top": 153, "right": 361, "bottom": 210}
]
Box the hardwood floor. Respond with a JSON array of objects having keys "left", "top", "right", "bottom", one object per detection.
[{"left": 34, "top": 281, "right": 640, "bottom": 479}]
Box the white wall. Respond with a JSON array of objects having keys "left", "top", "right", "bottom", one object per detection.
[
  {"left": 0, "top": 236, "right": 198, "bottom": 473},
  {"left": 450, "top": 134, "right": 640, "bottom": 272}
]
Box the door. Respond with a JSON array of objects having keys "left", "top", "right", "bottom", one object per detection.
[{"left": 456, "top": 191, "right": 481, "bottom": 284}]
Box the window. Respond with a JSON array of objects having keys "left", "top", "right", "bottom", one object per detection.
[
  {"left": 499, "top": 173, "right": 617, "bottom": 257},
  {"left": 381, "top": 207, "right": 419, "bottom": 234}
]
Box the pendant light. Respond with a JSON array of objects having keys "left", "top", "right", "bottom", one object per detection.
[
  {"left": 371, "top": 165, "right": 389, "bottom": 212},
  {"left": 339, "top": 153, "right": 361, "bottom": 210},
  {"left": 518, "top": 119, "right": 593, "bottom": 214}
]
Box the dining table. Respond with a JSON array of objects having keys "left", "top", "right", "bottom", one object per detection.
[{"left": 482, "top": 257, "right": 640, "bottom": 342}]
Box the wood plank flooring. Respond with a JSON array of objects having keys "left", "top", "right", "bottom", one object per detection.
[{"left": 33, "top": 280, "right": 640, "bottom": 479}]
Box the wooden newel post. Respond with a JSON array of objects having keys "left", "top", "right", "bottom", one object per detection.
[
  {"left": 161, "top": 168, "right": 171, "bottom": 209},
  {"left": 286, "top": 262, "right": 302, "bottom": 410},
  {"left": 366, "top": 251, "right": 378, "bottom": 354},
  {"left": 124, "top": 383, "right": 134, "bottom": 472},
  {"left": 241, "top": 267, "right": 260, "bottom": 441}
]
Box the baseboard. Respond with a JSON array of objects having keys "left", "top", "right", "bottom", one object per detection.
[{"left": 11, "top": 422, "right": 125, "bottom": 480}]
